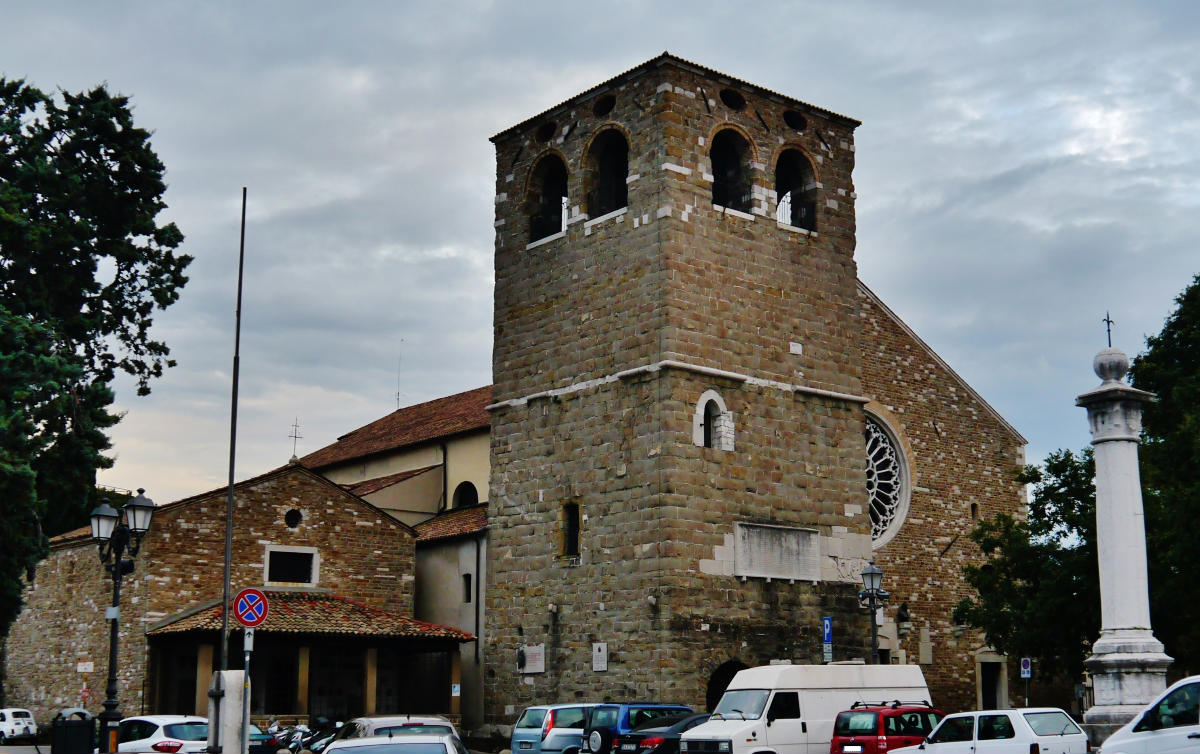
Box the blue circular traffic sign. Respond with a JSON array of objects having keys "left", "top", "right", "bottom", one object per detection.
[{"left": 233, "top": 588, "right": 269, "bottom": 628}]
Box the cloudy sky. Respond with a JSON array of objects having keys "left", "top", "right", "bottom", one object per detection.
[{"left": 4, "top": 1, "right": 1198, "bottom": 504}]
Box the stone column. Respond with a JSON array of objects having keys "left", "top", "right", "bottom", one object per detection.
[{"left": 1077, "top": 347, "right": 1171, "bottom": 731}]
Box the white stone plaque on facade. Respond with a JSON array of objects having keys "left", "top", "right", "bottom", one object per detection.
[
  {"left": 593, "top": 642, "right": 608, "bottom": 671},
  {"left": 77, "top": 661, "right": 94, "bottom": 673},
  {"left": 520, "top": 643, "right": 545, "bottom": 674}
]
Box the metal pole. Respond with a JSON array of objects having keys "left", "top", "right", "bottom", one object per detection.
[
  {"left": 98, "top": 529, "right": 128, "bottom": 753},
  {"left": 868, "top": 592, "right": 879, "bottom": 665}
]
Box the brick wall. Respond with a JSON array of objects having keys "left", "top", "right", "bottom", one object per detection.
[{"left": 3, "top": 464, "right": 415, "bottom": 722}]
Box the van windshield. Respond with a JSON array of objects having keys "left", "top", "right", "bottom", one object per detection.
[{"left": 713, "top": 690, "right": 769, "bottom": 720}]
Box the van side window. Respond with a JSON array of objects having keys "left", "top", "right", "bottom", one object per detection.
[
  {"left": 767, "top": 692, "right": 800, "bottom": 720},
  {"left": 1142, "top": 683, "right": 1200, "bottom": 730}
]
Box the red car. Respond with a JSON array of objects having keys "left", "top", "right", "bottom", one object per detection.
[{"left": 830, "top": 701, "right": 943, "bottom": 754}]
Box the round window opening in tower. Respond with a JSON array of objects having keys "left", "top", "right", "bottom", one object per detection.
[
  {"left": 783, "top": 110, "right": 807, "bottom": 132},
  {"left": 865, "top": 415, "right": 910, "bottom": 547},
  {"left": 284, "top": 508, "right": 303, "bottom": 528},
  {"left": 592, "top": 94, "right": 616, "bottom": 118},
  {"left": 719, "top": 88, "right": 746, "bottom": 111},
  {"left": 535, "top": 121, "right": 557, "bottom": 143}
]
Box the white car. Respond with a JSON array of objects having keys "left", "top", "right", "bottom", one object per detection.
[
  {"left": 0, "top": 708, "right": 38, "bottom": 743},
  {"left": 892, "top": 707, "right": 1089, "bottom": 754},
  {"left": 116, "top": 715, "right": 208, "bottom": 753},
  {"left": 1100, "top": 674, "right": 1200, "bottom": 753},
  {"left": 323, "top": 732, "right": 470, "bottom": 754},
  {"left": 328, "top": 714, "right": 460, "bottom": 747}
]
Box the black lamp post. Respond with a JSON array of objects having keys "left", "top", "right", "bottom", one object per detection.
[
  {"left": 859, "top": 559, "right": 889, "bottom": 664},
  {"left": 90, "top": 489, "right": 155, "bottom": 754}
]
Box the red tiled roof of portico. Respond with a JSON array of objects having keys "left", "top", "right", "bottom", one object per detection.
[
  {"left": 415, "top": 504, "right": 487, "bottom": 543},
  {"left": 299, "top": 386, "right": 491, "bottom": 470},
  {"left": 147, "top": 591, "right": 474, "bottom": 641}
]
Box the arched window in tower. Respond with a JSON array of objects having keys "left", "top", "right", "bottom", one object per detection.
[
  {"left": 527, "top": 154, "right": 568, "bottom": 243},
  {"left": 585, "top": 129, "right": 628, "bottom": 218},
  {"left": 775, "top": 149, "right": 817, "bottom": 231},
  {"left": 710, "top": 130, "right": 753, "bottom": 213},
  {"left": 452, "top": 481, "right": 479, "bottom": 509},
  {"left": 693, "top": 390, "right": 735, "bottom": 451},
  {"left": 864, "top": 414, "right": 911, "bottom": 547}
]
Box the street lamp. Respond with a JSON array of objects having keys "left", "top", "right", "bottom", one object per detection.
[
  {"left": 859, "top": 559, "right": 889, "bottom": 664},
  {"left": 91, "top": 489, "right": 155, "bottom": 754}
]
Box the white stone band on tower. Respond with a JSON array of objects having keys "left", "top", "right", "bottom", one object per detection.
[{"left": 1077, "top": 347, "right": 1171, "bottom": 732}]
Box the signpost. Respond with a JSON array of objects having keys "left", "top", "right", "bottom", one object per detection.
[
  {"left": 822, "top": 616, "right": 833, "bottom": 663},
  {"left": 232, "top": 589, "right": 268, "bottom": 754},
  {"left": 1021, "top": 657, "right": 1032, "bottom": 705}
]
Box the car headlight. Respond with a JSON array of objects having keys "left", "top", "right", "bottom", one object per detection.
[{"left": 718, "top": 742, "right": 731, "bottom": 753}]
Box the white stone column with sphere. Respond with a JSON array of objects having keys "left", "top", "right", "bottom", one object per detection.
[{"left": 1077, "top": 347, "right": 1171, "bottom": 731}]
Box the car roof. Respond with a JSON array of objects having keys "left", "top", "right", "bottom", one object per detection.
[
  {"left": 524, "top": 703, "right": 600, "bottom": 710},
  {"left": 326, "top": 733, "right": 458, "bottom": 750},
  {"left": 352, "top": 715, "right": 454, "bottom": 724},
  {"left": 121, "top": 715, "right": 207, "bottom": 724}
]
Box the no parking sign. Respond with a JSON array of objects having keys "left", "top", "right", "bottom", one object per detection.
[
  {"left": 1020, "top": 657, "right": 1032, "bottom": 678},
  {"left": 233, "top": 587, "right": 269, "bottom": 628}
]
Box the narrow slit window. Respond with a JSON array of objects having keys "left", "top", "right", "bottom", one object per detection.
[
  {"left": 562, "top": 502, "right": 580, "bottom": 557},
  {"left": 463, "top": 573, "right": 473, "bottom": 603},
  {"left": 703, "top": 400, "right": 721, "bottom": 448}
]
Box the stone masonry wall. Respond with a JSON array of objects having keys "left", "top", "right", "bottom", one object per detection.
[
  {"left": 4, "top": 465, "right": 414, "bottom": 723},
  {"left": 858, "top": 287, "right": 1027, "bottom": 712}
]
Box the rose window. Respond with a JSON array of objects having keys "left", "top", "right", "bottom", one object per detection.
[{"left": 865, "top": 416, "right": 908, "bottom": 544}]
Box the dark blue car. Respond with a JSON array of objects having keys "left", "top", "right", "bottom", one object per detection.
[{"left": 582, "top": 704, "right": 694, "bottom": 754}]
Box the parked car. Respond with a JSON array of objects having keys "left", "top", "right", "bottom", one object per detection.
[
  {"left": 583, "top": 703, "right": 694, "bottom": 754},
  {"left": 323, "top": 732, "right": 470, "bottom": 754},
  {"left": 248, "top": 722, "right": 281, "bottom": 754},
  {"left": 330, "top": 715, "right": 460, "bottom": 747},
  {"left": 1100, "top": 673, "right": 1200, "bottom": 752},
  {"left": 0, "top": 708, "right": 38, "bottom": 744},
  {"left": 116, "top": 714, "right": 209, "bottom": 753},
  {"left": 829, "top": 701, "right": 943, "bottom": 754},
  {"left": 614, "top": 712, "right": 711, "bottom": 754},
  {"left": 512, "top": 704, "right": 599, "bottom": 754},
  {"left": 891, "top": 707, "right": 1088, "bottom": 754}
]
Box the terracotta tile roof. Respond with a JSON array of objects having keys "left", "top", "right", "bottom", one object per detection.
[
  {"left": 415, "top": 505, "right": 488, "bottom": 543},
  {"left": 346, "top": 466, "right": 440, "bottom": 496},
  {"left": 300, "top": 386, "right": 492, "bottom": 470},
  {"left": 146, "top": 591, "right": 473, "bottom": 641}
]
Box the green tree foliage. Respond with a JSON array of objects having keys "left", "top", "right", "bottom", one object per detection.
[
  {"left": 1133, "top": 273, "right": 1200, "bottom": 672},
  {"left": 0, "top": 78, "right": 189, "bottom": 636},
  {"left": 953, "top": 449, "right": 1100, "bottom": 679}
]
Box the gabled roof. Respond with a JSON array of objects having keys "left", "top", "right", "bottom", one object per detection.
[
  {"left": 345, "top": 465, "right": 441, "bottom": 497},
  {"left": 857, "top": 280, "right": 1027, "bottom": 444},
  {"left": 300, "top": 386, "right": 491, "bottom": 470},
  {"left": 146, "top": 591, "right": 473, "bottom": 641},
  {"left": 491, "top": 51, "right": 860, "bottom": 143},
  {"left": 49, "top": 462, "right": 418, "bottom": 551},
  {"left": 415, "top": 504, "right": 487, "bottom": 544}
]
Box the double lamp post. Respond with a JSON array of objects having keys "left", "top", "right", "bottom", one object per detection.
[{"left": 89, "top": 490, "right": 155, "bottom": 754}]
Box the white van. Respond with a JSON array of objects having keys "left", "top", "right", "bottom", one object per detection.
[
  {"left": 1100, "top": 674, "right": 1200, "bottom": 753},
  {"left": 680, "top": 664, "right": 931, "bottom": 754}
]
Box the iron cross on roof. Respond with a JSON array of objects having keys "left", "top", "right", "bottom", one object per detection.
[{"left": 289, "top": 417, "right": 302, "bottom": 457}]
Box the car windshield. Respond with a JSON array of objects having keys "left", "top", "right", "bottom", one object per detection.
[
  {"left": 335, "top": 745, "right": 447, "bottom": 754},
  {"left": 163, "top": 722, "right": 208, "bottom": 741},
  {"left": 1022, "top": 711, "right": 1081, "bottom": 736},
  {"left": 376, "top": 726, "right": 454, "bottom": 736},
  {"left": 834, "top": 711, "right": 877, "bottom": 735},
  {"left": 13, "top": 712, "right": 31, "bottom": 719},
  {"left": 713, "top": 690, "right": 769, "bottom": 720},
  {"left": 516, "top": 710, "right": 548, "bottom": 729}
]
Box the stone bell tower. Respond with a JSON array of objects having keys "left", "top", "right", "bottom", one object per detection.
[{"left": 484, "top": 54, "right": 873, "bottom": 723}]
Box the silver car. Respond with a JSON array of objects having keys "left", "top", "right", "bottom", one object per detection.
[{"left": 512, "top": 704, "right": 599, "bottom": 754}]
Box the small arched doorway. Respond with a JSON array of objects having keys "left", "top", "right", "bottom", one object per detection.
[{"left": 706, "top": 660, "right": 749, "bottom": 711}]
